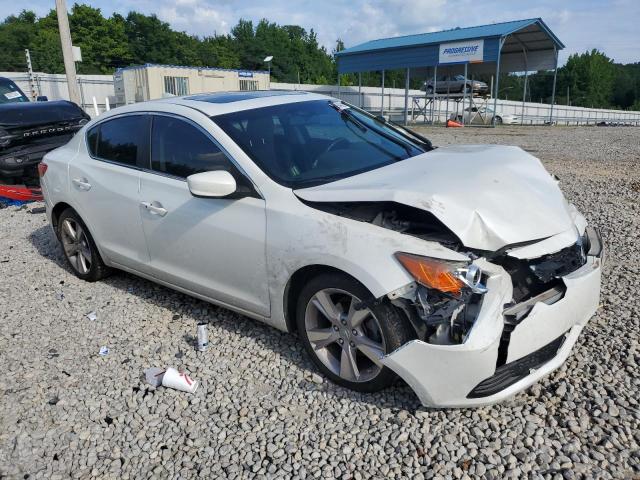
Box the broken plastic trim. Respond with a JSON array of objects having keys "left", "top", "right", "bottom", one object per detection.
[
  {"left": 497, "top": 284, "right": 566, "bottom": 366},
  {"left": 468, "top": 333, "right": 566, "bottom": 398},
  {"left": 389, "top": 282, "right": 485, "bottom": 345}
]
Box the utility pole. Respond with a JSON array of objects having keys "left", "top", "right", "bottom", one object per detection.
[
  {"left": 55, "top": 0, "right": 81, "bottom": 104},
  {"left": 24, "top": 49, "right": 38, "bottom": 101}
]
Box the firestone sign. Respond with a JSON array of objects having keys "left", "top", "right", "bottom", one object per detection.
[{"left": 439, "top": 39, "right": 484, "bottom": 64}]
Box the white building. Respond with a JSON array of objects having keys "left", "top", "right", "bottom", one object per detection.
[{"left": 114, "top": 64, "right": 270, "bottom": 106}]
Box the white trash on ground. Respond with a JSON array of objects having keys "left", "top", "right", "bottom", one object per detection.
[
  {"left": 161, "top": 367, "right": 198, "bottom": 394},
  {"left": 98, "top": 346, "right": 109, "bottom": 356},
  {"left": 85, "top": 311, "right": 97, "bottom": 321},
  {"left": 143, "top": 367, "right": 198, "bottom": 393}
]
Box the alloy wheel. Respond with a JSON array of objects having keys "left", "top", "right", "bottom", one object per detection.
[
  {"left": 60, "top": 218, "right": 92, "bottom": 275},
  {"left": 304, "top": 288, "right": 386, "bottom": 383}
]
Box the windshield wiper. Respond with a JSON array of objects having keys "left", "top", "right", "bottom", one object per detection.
[
  {"left": 374, "top": 116, "right": 434, "bottom": 150},
  {"left": 292, "top": 174, "right": 349, "bottom": 188},
  {"left": 334, "top": 104, "right": 416, "bottom": 158}
]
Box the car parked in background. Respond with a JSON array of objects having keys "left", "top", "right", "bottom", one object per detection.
[
  {"left": 40, "top": 91, "right": 603, "bottom": 407},
  {"left": 0, "top": 77, "right": 90, "bottom": 180},
  {"left": 452, "top": 106, "right": 519, "bottom": 125},
  {"left": 423, "top": 75, "right": 489, "bottom": 95},
  {"left": 0, "top": 77, "right": 30, "bottom": 104}
]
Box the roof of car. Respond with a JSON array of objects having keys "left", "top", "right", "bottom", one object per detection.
[{"left": 160, "top": 90, "right": 332, "bottom": 116}]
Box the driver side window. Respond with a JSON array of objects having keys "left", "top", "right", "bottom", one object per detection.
[{"left": 150, "top": 115, "right": 233, "bottom": 178}]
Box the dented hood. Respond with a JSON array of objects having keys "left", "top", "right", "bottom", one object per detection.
[{"left": 294, "top": 145, "right": 575, "bottom": 251}]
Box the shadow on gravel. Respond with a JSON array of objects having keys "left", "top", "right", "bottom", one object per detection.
[
  {"left": 27, "top": 224, "right": 423, "bottom": 411},
  {"left": 28, "top": 224, "right": 70, "bottom": 270}
]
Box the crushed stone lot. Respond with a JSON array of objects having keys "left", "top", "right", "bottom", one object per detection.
[{"left": 1, "top": 126, "right": 639, "bottom": 479}]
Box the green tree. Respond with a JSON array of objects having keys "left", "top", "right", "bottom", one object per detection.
[{"left": 559, "top": 49, "right": 616, "bottom": 108}]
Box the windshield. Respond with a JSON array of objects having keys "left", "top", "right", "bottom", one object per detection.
[
  {"left": 212, "top": 100, "right": 427, "bottom": 188},
  {"left": 0, "top": 79, "right": 29, "bottom": 104}
]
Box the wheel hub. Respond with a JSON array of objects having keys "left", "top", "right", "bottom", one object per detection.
[{"left": 304, "top": 288, "right": 386, "bottom": 383}]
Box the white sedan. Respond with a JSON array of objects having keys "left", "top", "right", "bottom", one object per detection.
[
  {"left": 40, "top": 91, "right": 603, "bottom": 407},
  {"left": 452, "top": 106, "right": 520, "bottom": 125}
]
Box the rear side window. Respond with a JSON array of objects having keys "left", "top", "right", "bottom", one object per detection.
[
  {"left": 150, "top": 115, "right": 233, "bottom": 178},
  {"left": 88, "top": 115, "right": 149, "bottom": 167},
  {"left": 0, "top": 78, "right": 29, "bottom": 104}
]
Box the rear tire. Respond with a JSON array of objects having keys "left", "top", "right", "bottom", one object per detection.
[
  {"left": 426, "top": 86, "right": 434, "bottom": 95},
  {"left": 495, "top": 116, "right": 503, "bottom": 125},
  {"left": 296, "top": 273, "right": 415, "bottom": 393},
  {"left": 58, "top": 208, "right": 111, "bottom": 282}
]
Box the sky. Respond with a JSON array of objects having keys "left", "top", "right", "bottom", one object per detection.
[{"left": 2, "top": 0, "right": 639, "bottom": 65}]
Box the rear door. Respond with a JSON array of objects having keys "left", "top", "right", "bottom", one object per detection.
[
  {"left": 138, "top": 113, "right": 269, "bottom": 316},
  {"left": 68, "top": 114, "right": 151, "bottom": 270}
]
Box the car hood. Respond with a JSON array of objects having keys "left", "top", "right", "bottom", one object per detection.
[
  {"left": 294, "top": 145, "right": 576, "bottom": 251},
  {"left": 0, "top": 100, "right": 88, "bottom": 128}
]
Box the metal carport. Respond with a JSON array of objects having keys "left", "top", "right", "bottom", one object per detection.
[{"left": 335, "top": 18, "right": 564, "bottom": 126}]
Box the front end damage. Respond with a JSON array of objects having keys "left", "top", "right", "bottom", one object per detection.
[{"left": 381, "top": 226, "right": 604, "bottom": 408}]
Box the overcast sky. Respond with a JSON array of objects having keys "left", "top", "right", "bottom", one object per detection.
[{"left": 3, "top": 0, "right": 639, "bottom": 65}]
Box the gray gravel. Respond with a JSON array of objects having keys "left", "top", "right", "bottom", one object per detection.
[{"left": 1, "top": 126, "right": 639, "bottom": 479}]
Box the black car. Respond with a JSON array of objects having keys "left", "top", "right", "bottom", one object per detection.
[{"left": 0, "top": 77, "right": 90, "bottom": 179}]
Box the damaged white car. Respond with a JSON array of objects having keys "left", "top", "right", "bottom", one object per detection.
[{"left": 40, "top": 91, "right": 604, "bottom": 407}]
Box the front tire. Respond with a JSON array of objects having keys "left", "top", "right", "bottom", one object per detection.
[
  {"left": 495, "top": 116, "right": 503, "bottom": 125},
  {"left": 296, "top": 273, "right": 415, "bottom": 393},
  {"left": 58, "top": 208, "right": 111, "bottom": 282}
]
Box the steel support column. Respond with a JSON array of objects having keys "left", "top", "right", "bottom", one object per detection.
[
  {"left": 381, "top": 70, "right": 385, "bottom": 116},
  {"left": 358, "top": 72, "right": 362, "bottom": 108},
  {"left": 492, "top": 38, "right": 505, "bottom": 127},
  {"left": 404, "top": 68, "right": 410, "bottom": 125},
  {"left": 462, "top": 63, "right": 468, "bottom": 125},
  {"left": 549, "top": 46, "right": 558, "bottom": 125},
  {"left": 431, "top": 66, "right": 437, "bottom": 123},
  {"left": 521, "top": 48, "right": 528, "bottom": 125}
]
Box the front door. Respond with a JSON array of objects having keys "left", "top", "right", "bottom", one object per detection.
[
  {"left": 138, "top": 114, "right": 269, "bottom": 316},
  {"left": 68, "top": 114, "right": 150, "bottom": 270}
]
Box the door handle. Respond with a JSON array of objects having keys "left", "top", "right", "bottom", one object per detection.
[
  {"left": 72, "top": 177, "right": 92, "bottom": 191},
  {"left": 140, "top": 201, "right": 168, "bottom": 217}
]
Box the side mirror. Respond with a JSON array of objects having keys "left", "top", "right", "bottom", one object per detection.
[{"left": 187, "top": 170, "right": 237, "bottom": 198}]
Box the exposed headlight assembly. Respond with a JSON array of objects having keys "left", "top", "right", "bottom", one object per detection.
[
  {"left": 394, "top": 253, "right": 487, "bottom": 295},
  {"left": 394, "top": 252, "right": 487, "bottom": 344}
]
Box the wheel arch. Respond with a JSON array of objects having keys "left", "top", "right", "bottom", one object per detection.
[
  {"left": 51, "top": 201, "right": 74, "bottom": 230},
  {"left": 283, "top": 264, "right": 363, "bottom": 334},
  {"left": 51, "top": 202, "right": 109, "bottom": 265}
]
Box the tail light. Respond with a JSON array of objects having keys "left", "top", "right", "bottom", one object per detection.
[{"left": 38, "top": 162, "right": 48, "bottom": 177}]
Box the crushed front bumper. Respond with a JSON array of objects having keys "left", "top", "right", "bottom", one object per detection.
[{"left": 381, "top": 230, "right": 604, "bottom": 408}]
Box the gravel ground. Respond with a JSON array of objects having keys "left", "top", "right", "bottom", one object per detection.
[{"left": 1, "top": 126, "right": 639, "bottom": 479}]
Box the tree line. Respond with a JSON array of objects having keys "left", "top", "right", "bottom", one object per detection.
[
  {"left": 0, "top": 5, "right": 336, "bottom": 84},
  {"left": 1, "top": 5, "right": 638, "bottom": 110}
]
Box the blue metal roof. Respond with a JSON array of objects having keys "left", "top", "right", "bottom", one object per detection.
[{"left": 337, "top": 18, "right": 564, "bottom": 56}]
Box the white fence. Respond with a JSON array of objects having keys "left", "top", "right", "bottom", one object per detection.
[
  {"left": 272, "top": 82, "right": 640, "bottom": 126},
  {"left": 1, "top": 71, "right": 115, "bottom": 117}
]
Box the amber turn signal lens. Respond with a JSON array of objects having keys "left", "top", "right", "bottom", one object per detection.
[{"left": 395, "top": 253, "right": 465, "bottom": 294}]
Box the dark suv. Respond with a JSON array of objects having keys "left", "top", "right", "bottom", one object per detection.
[{"left": 0, "top": 77, "right": 90, "bottom": 179}]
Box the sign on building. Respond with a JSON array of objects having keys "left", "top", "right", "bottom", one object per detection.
[{"left": 438, "top": 39, "right": 484, "bottom": 64}]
